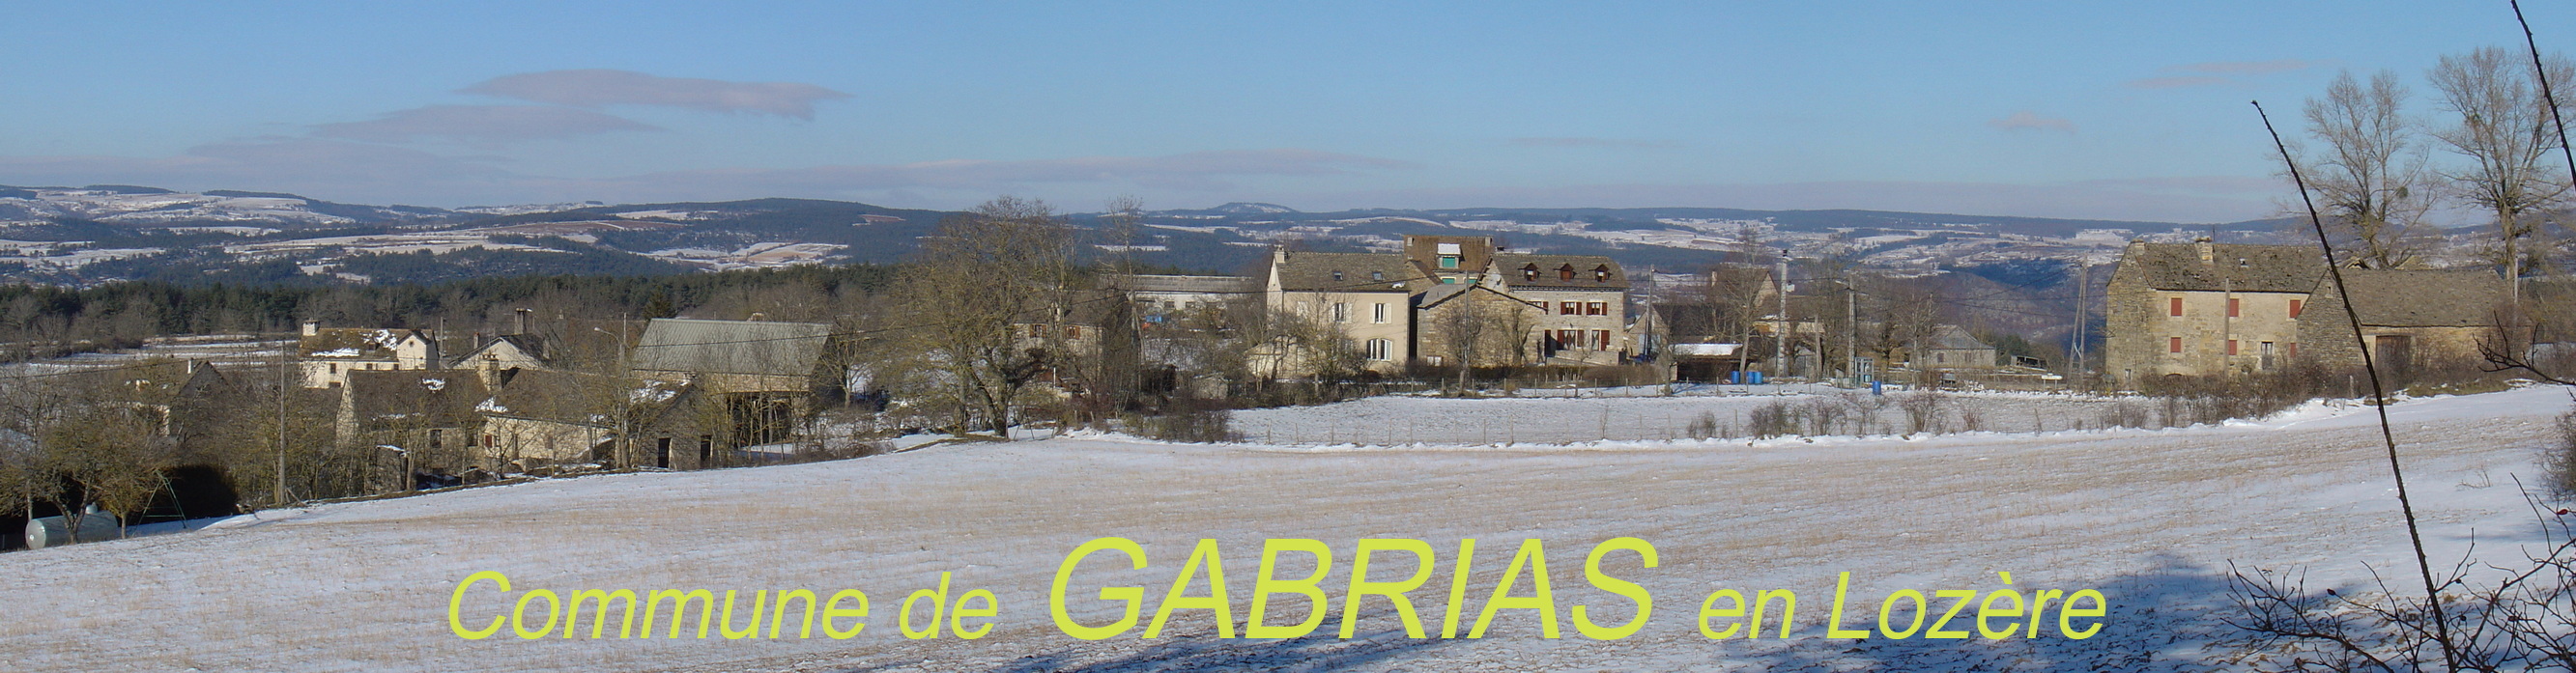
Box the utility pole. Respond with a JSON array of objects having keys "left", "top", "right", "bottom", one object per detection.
[
  {"left": 275, "top": 333, "right": 290, "bottom": 508},
  {"left": 1845, "top": 278, "right": 1857, "bottom": 383},
  {"left": 1773, "top": 250, "right": 1789, "bottom": 379},
  {"left": 2074, "top": 259, "right": 2089, "bottom": 388}
]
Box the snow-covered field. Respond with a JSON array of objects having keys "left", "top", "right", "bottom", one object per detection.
[
  {"left": 1230, "top": 386, "right": 2147, "bottom": 445},
  {"left": 2, "top": 386, "right": 2571, "bottom": 672}
]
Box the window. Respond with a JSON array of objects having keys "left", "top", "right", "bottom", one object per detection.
[
  {"left": 429, "top": 429, "right": 444, "bottom": 450},
  {"left": 1372, "top": 302, "right": 1388, "bottom": 323},
  {"left": 1521, "top": 264, "right": 1539, "bottom": 281},
  {"left": 1592, "top": 329, "right": 1610, "bottom": 350},
  {"left": 2169, "top": 336, "right": 2183, "bottom": 353},
  {"left": 2169, "top": 296, "right": 2184, "bottom": 317},
  {"left": 1936, "top": 352, "right": 1946, "bottom": 364},
  {"left": 1371, "top": 270, "right": 1384, "bottom": 281},
  {"left": 2226, "top": 339, "right": 2238, "bottom": 355},
  {"left": 1331, "top": 270, "right": 1344, "bottom": 282},
  {"left": 2227, "top": 297, "right": 2241, "bottom": 318},
  {"left": 656, "top": 437, "right": 672, "bottom": 468},
  {"left": 1439, "top": 256, "right": 1460, "bottom": 269},
  {"left": 329, "top": 363, "right": 338, "bottom": 374},
  {"left": 1064, "top": 326, "right": 1083, "bottom": 339},
  {"left": 2287, "top": 343, "right": 2299, "bottom": 359},
  {"left": 1364, "top": 338, "right": 1393, "bottom": 361},
  {"left": 1585, "top": 301, "right": 1607, "bottom": 316},
  {"left": 1032, "top": 323, "right": 1050, "bottom": 337},
  {"left": 1559, "top": 301, "right": 1579, "bottom": 315},
  {"left": 699, "top": 435, "right": 714, "bottom": 463},
  {"left": 1558, "top": 265, "right": 1576, "bottom": 281},
  {"left": 1593, "top": 266, "right": 1610, "bottom": 282},
  {"left": 1331, "top": 302, "right": 1349, "bottom": 322},
  {"left": 2289, "top": 299, "right": 2304, "bottom": 319}
]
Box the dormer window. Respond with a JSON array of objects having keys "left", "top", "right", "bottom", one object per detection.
[
  {"left": 1593, "top": 265, "right": 1610, "bottom": 282},
  {"left": 1521, "top": 264, "right": 1539, "bottom": 281},
  {"left": 1558, "top": 265, "right": 1576, "bottom": 281},
  {"left": 1371, "top": 270, "right": 1384, "bottom": 281},
  {"left": 1438, "top": 256, "right": 1460, "bottom": 269},
  {"left": 1331, "top": 270, "right": 1344, "bottom": 282}
]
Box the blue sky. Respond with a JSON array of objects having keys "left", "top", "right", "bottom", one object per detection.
[{"left": 1, "top": 1, "right": 2567, "bottom": 221}]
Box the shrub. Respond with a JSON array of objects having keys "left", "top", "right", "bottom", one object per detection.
[
  {"left": 2548, "top": 408, "right": 2576, "bottom": 497},
  {"left": 1747, "top": 400, "right": 1799, "bottom": 439},
  {"left": 1685, "top": 411, "right": 1721, "bottom": 440},
  {"left": 1140, "top": 402, "right": 1242, "bottom": 443}
]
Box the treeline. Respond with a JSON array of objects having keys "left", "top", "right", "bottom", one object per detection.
[{"left": 0, "top": 264, "right": 902, "bottom": 360}]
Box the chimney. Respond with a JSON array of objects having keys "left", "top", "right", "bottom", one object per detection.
[
  {"left": 301, "top": 321, "right": 319, "bottom": 336},
  {"left": 512, "top": 308, "right": 531, "bottom": 336},
  {"left": 748, "top": 312, "right": 767, "bottom": 322},
  {"left": 2194, "top": 238, "right": 2215, "bottom": 265}
]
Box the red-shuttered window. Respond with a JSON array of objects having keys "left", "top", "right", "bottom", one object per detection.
[
  {"left": 2226, "top": 339, "right": 2239, "bottom": 355},
  {"left": 2169, "top": 296, "right": 2184, "bottom": 317},
  {"left": 2227, "top": 297, "right": 2241, "bottom": 318},
  {"left": 2169, "top": 336, "right": 2183, "bottom": 353},
  {"left": 2289, "top": 299, "right": 2304, "bottom": 318}
]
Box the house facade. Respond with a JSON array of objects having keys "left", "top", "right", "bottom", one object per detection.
[
  {"left": 1262, "top": 249, "right": 1418, "bottom": 376},
  {"left": 2104, "top": 240, "right": 2323, "bottom": 386}
]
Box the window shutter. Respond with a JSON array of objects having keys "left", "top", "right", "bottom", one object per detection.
[{"left": 2170, "top": 296, "right": 2184, "bottom": 317}]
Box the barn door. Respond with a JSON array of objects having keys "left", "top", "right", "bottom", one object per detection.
[{"left": 2373, "top": 334, "right": 2413, "bottom": 379}]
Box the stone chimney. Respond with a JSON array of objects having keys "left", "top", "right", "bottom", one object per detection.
[
  {"left": 512, "top": 308, "right": 531, "bottom": 336},
  {"left": 301, "top": 321, "right": 320, "bottom": 336},
  {"left": 2194, "top": 238, "right": 2215, "bottom": 265}
]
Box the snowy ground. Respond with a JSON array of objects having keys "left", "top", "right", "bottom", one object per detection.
[
  {"left": 2, "top": 386, "right": 2571, "bottom": 671},
  {"left": 1230, "top": 385, "right": 2148, "bottom": 444}
]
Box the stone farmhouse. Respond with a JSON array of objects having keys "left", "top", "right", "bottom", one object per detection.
[
  {"left": 1255, "top": 234, "right": 1632, "bottom": 378},
  {"left": 2104, "top": 239, "right": 2508, "bottom": 387}
]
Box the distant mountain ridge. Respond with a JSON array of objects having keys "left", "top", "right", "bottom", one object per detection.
[{"left": 0, "top": 182, "right": 2310, "bottom": 289}]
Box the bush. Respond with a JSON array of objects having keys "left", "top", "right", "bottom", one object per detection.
[
  {"left": 1140, "top": 402, "right": 1242, "bottom": 443},
  {"left": 1747, "top": 400, "right": 1798, "bottom": 439},
  {"left": 2548, "top": 408, "right": 2576, "bottom": 497},
  {"left": 1685, "top": 411, "right": 1721, "bottom": 440}
]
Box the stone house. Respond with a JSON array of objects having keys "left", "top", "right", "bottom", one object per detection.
[
  {"left": 2104, "top": 240, "right": 2324, "bottom": 386},
  {"left": 296, "top": 322, "right": 442, "bottom": 389},
  {"left": 1260, "top": 249, "right": 1418, "bottom": 376},
  {"left": 2296, "top": 268, "right": 2509, "bottom": 380},
  {"left": 627, "top": 318, "right": 837, "bottom": 449},
  {"left": 1414, "top": 280, "right": 1545, "bottom": 368},
  {"left": 1493, "top": 253, "right": 1631, "bottom": 365}
]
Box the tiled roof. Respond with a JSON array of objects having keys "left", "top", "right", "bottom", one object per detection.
[
  {"left": 1495, "top": 254, "right": 1627, "bottom": 291},
  {"left": 2310, "top": 268, "right": 2509, "bottom": 327},
  {"left": 629, "top": 318, "right": 833, "bottom": 377},
  {"left": 1272, "top": 252, "right": 1419, "bottom": 293},
  {"left": 2115, "top": 242, "right": 2325, "bottom": 294}
]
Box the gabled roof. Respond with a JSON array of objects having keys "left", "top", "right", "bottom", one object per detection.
[
  {"left": 1272, "top": 251, "right": 1418, "bottom": 293},
  {"left": 2311, "top": 268, "right": 2509, "bottom": 327},
  {"left": 629, "top": 318, "right": 833, "bottom": 377},
  {"left": 2115, "top": 242, "right": 2324, "bottom": 294},
  {"left": 1927, "top": 324, "right": 1992, "bottom": 351},
  {"left": 299, "top": 327, "right": 423, "bottom": 358},
  {"left": 346, "top": 370, "right": 488, "bottom": 430},
  {"left": 1417, "top": 282, "right": 1535, "bottom": 310},
  {"left": 1495, "top": 254, "right": 1627, "bottom": 291}
]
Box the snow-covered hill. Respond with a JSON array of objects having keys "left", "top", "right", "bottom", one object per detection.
[{"left": 0, "top": 184, "right": 446, "bottom": 228}]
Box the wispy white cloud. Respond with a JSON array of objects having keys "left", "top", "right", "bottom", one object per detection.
[
  {"left": 1988, "top": 110, "right": 2075, "bottom": 132},
  {"left": 309, "top": 105, "right": 660, "bottom": 144},
  {"left": 1507, "top": 137, "right": 1674, "bottom": 149},
  {"left": 461, "top": 70, "right": 852, "bottom": 120},
  {"left": 1288, "top": 177, "right": 2291, "bottom": 224}
]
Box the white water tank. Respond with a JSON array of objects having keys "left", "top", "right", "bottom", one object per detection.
[{"left": 26, "top": 509, "right": 121, "bottom": 549}]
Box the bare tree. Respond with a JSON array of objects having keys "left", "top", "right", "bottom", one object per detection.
[
  {"left": 894, "top": 197, "right": 1073, "bottom": 436},
  {"left": 2430, "top": 46, "right": 2576, "bottom": 300},
  {"left": 2304, "top": 70, "right": 2440, "bottom": 269}
]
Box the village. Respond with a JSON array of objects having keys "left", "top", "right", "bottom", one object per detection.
[{"left": 4, "top": 219, "right": 2563, "bottom": 553}]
